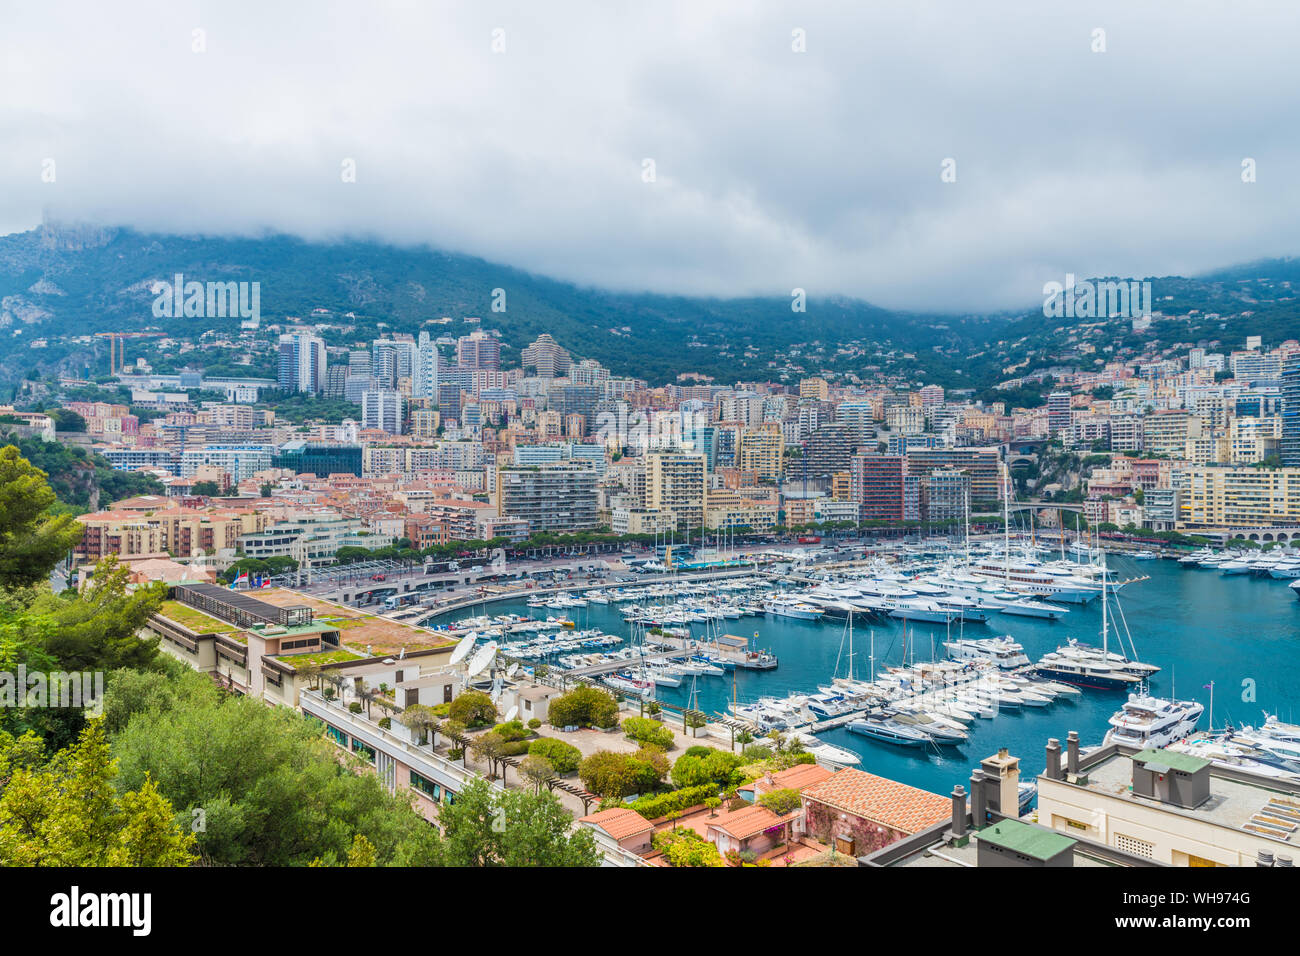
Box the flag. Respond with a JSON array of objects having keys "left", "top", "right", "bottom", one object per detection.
[
  {"left": 260, "top": 576, "right": 271, "bottom": 589},
  {"left": 230, "top": 571, "right": 249, "bottom": 590},
  {"left": 1203, "top": 682, "right": 1214, "bottom": 689}
]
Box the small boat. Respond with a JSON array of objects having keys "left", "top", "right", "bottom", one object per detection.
[{"left": 846, "top": 715, "right": 931, "bottom": 748}]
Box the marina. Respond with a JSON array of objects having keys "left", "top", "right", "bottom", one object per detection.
[{"left": 433, "top": 548, "right": 1300, "bottom": 797}]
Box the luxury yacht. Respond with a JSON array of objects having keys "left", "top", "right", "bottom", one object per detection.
[{"left": 1102, "top": 693, "right": 1204, "bottom": 748}]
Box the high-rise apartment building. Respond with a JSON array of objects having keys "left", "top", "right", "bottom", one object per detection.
[
  {"left": 497, "top": 462, "right": 598, "bottom": 533},
  {"left": 277, "top": 332, "right": 326, "bottom": 395},
  {"left": 645, "top": 451, "right": 707, "bottom": 532},
  {"left": 851, "top": 454, "right": 904, "bottom": 521}
]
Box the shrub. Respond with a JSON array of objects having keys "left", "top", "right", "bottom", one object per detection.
[
  {"left": 491, "top": 720, "right": 530, "bottom": 742},
  {"left": 670, "top": 748, "right": 745, "bottom": 789},
  {"left": 757, "top": 788, "right": 802, "bottom": 816},
  {"left": 548, "top": 686, "right": 619, "bottom": 730},
  {"left": 578, "top": 749, "right": 665, "bottom": 799},
  {"left": 625, "top": 783, "right": 718, "bottom": 820},
  {"left": 652, "top": 827, "right": 725, "bottom": 867},
  {"left": 528, "top": 737, "right": 582, "bottom": 775},
  {"left": 684, "top": 745, "right": 713, "bottom": 759},
  {"left": 528, "top": 718, "right": 542, "bottom": 730},
  {"left": 377, "top": 717, "right": 391, "bottom": 730},
  {"left": 348, "top": 701, "right": 363, "bottom": 714},
  {"left": 447, "top": 690, "right": 497, "bottom": 728},
  {"left": 623, "top": 716, "right": 675, "bottom": 751},
  {"left": 502, "top": 740, "right": 531, "bottom": 756},
  {"left": 741, "top": 744, "right": 774, "bottom": 762}
]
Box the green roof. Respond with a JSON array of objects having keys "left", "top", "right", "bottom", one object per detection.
[
  {"left": 1131, "top": 748, "right": 1210, "bottom": 774},
  {"left": 976, "top": 820, "right": 1076, "bottom": 860}
]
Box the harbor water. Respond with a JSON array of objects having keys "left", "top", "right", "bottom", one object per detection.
[{"left": 440, "top": 556, "right": 1300, "bottom": 797}]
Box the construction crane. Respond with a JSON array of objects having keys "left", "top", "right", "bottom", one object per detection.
[{"left": 96, "top": 332, "right": 165, "bottom": 375}]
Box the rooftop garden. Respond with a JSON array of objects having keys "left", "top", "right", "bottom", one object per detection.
[
  {"left": 157, "top": 599, "right": 237, "bottom": 634},
  {"left": 275, "top": 649, "right": 365, "bottom": 668}
]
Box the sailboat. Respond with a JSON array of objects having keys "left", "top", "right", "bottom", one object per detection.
[{"left": 1032, "top": 554, "right": 1143, "bottom": 691}]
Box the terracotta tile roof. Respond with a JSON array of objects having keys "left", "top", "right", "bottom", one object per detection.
[
  {"left": 578, "top": 807, "right": 653, "bottom": 841},
  {"left": 708, "top": 804, "right": 794, "bottom": 841},
  {"left": 801, "top": 768, "right": 950, "bottom": 835},
  {"left": 741, "top": 762, "right": 835, "bottom": 795}
]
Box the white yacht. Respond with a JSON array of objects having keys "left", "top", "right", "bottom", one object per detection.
[
  {"left": 787, "top": 732, "right": 862, "bottom": 767},
  {"left": 1102, "top": 693, "right": 1204, "bottom": 749},
  {"left": 944, "top": 636, "right": 1031, "bottom": 669},
  {"left": 763, "top": 596, "right": 825, "bottom": 621}
]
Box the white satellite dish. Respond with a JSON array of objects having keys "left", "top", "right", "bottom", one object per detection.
[
  {"left": 506, "top": 663, "right": 519, "bottom": 678},
  {"left": 466, "top": 641, "right": 498, "bottom": 679},
  {"left": 503, "top": 705, "right": 518, "bottom": 722},
  {"left": 449, "top": 633, "right": 477, "bottom": 666}
]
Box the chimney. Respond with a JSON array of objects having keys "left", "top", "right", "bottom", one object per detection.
[
  {"left": 950, "top": 785, "right": 967, "bottom": 841},
  {"left": 1257, "top": 850, "right": 1274, "bottom": 867},
  {"left": 1066, "top": 731, "right": 1080, "bottom": 777},
  {"left": 970, "top": 769, "right": 986, "bottom": 827},
  {"left": 1277, "top": 855, "right": 1292, "bottom": 868},
  {"left": 1045, "top": 738, "right": 1062, "bottom": 780}
]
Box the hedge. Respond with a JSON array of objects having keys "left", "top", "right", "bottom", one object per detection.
[
  {"left": 625, "top": 783, "right": 720, "bottom": 821},
  {"left": 622, "top": 716, "right": 675, "bottom": 751}
]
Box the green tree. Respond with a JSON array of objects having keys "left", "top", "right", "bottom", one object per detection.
[
  {"left": 111, "top": 669, "right": 441, "bottom": 866},
  {"left": 0, "top": 721, "right": 197, "bottom": 867},
  {"left": 0, "top": 445, "right": 84, "bottom": 589},
  {"left": 436, "top": 778, "right": 600, "bottom": 867},
  {"left": 447, "top": 690, "right": 497, "bottom": 728}
]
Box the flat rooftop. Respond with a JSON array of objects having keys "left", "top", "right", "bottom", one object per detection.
[
  {"left": 1076, "top": 750, "right": 1300, "bottom": 844},
  {"left": 158, "top": 586, "right": 457, "bottom": 658},
  {"left": 256, "top": 588, "right": 457, "bottom": 656},
  {"left": 890, "top": 835, "right": 1112, "bottom": 868}
]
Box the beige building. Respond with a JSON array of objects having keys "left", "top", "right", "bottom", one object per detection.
[
  {"left": 704, "top": 488, "right": 778, "bottom": 531},
  {"left": 736, "top": 422, "right": 784, "bottom": 482},
  {"left": 1181, "top": 465, "right": 1300, "bottom": 528},
  {"left": 1037, "top": 738, "right": 1300, "bottom": 867},
  {"left": 644, "top": 451, "right": 707, "bottom": 531}
]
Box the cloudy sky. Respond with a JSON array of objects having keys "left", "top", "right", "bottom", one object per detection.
[{"left": 3, "top": 1, "right": 1298, "bottom": 312}]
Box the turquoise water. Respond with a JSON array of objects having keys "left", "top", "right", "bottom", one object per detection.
[{"left": 439, "top": 558, "right": 1300, "bottom": 797}]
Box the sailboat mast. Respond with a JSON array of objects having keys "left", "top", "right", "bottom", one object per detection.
[
  {"left": 1100, "top": 553, "right": 1109, "bottom": 657},
  {"left": 1002, "top": 463, "right": 1011, "bottom": 586}
]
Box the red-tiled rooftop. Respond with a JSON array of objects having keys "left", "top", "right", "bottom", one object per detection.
[
  {"left": 578, "top": 807, "right": 653, "bottom": 842},
  {"left": 741, "top": 762, "right": 835, "bottom": 794},
  {"left": 708, "top": 804, "right": 795, "bottom": 841},
  {"left": 802, "top": 768, "right": 951, "bottom": 835}
]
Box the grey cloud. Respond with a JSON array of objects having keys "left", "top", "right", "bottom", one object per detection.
[{"left": 2, "top": 0, "right": 1297, "bottom": 312}]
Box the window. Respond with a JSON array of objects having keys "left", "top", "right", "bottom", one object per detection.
[
  {"left": 351, "top": 739, "right": 376, "bottom": 763},
  {"left": 410, "top": 771, "right": 440, "bottom": 800},
  {"left": 325, "top": 725, "right": 347, "bottom": 748},
  {"left": 443, "top": 685, "right": 453, "bottom": 704}
]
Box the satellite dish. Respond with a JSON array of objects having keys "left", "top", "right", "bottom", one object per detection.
[
  {"left": 503, "top": 705, "right": 519, "bottom": 722},
  {"left": 449, "top": 633, "right": 477, "bottom": 666},
  {"left": 466, "top": 641, "right": 498, "bottom": 679},
  {"left": 506, "top": 663, "right": 519, "bottom": 678}
]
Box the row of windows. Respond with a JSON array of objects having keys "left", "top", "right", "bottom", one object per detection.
[
  {"left": 409, "top": 770, "right": 455, "bottom": 804},
  {"left": 320, "top": 720, "right": 456, "bottom": 804}
]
